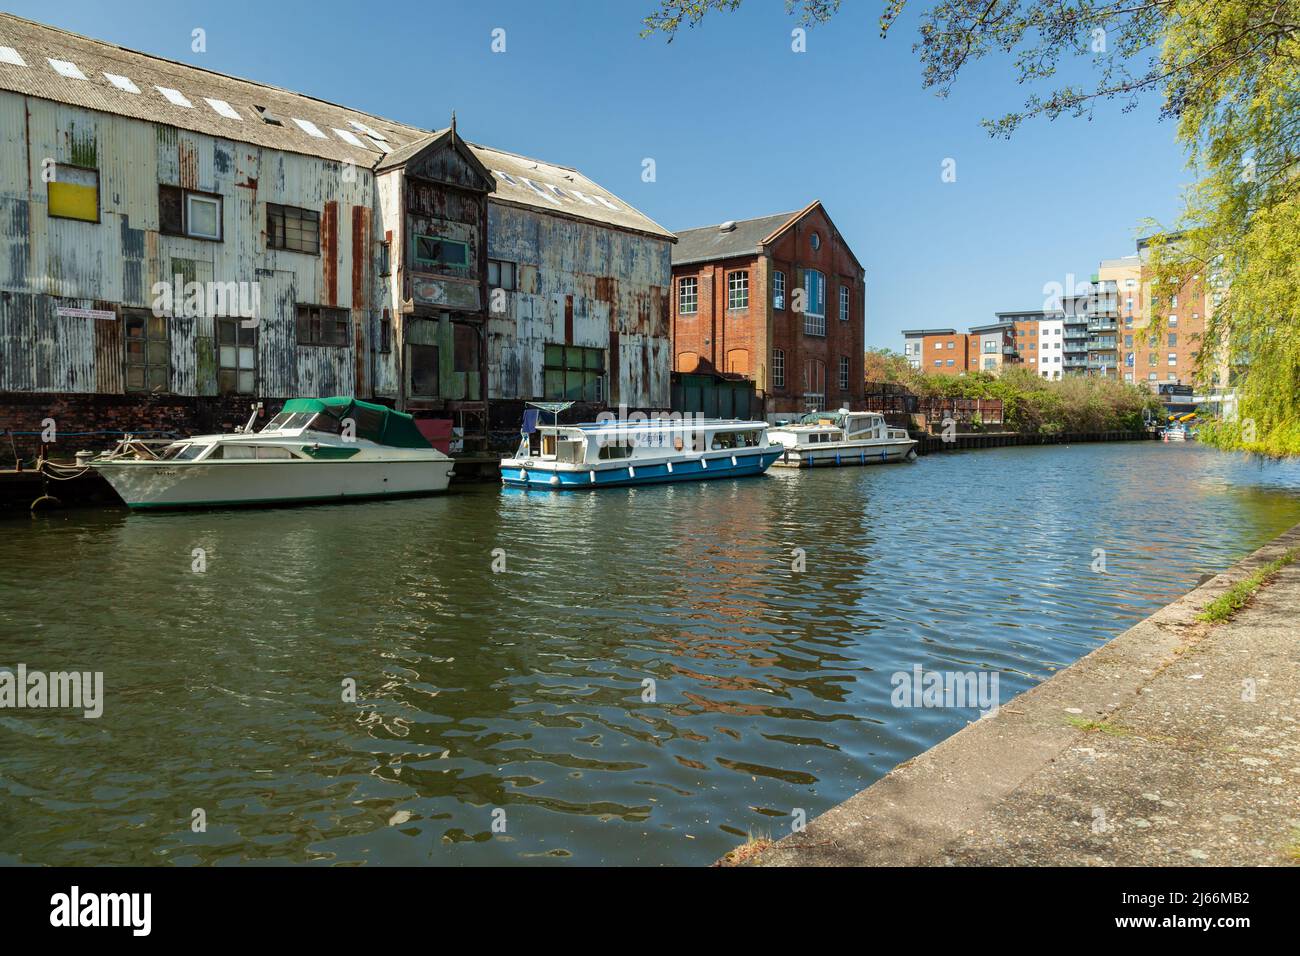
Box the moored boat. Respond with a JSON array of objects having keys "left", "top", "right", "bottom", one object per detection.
[
  {"left": 89, "top": 397, "right": 454, "bottom": 509},
  {"left": 767, "top": 409, "right": 917, "bottom": 468},
  {"left": 500, "top": 417, "right": 782, "bottom": 489}
]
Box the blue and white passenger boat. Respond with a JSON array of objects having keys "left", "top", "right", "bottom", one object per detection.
[{"left": 500, "top": 416, "right": 782, "bottom": 489}]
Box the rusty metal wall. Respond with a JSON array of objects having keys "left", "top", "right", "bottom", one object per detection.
[
  {"left": 0, "top": 90, "right": 374, "bottom": 397},
  {"left": 485, "top": 202, "right": 672, "bottom": 408}
]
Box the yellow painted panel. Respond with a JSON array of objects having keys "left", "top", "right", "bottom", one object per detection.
[{"left": 48, "top": 180, "right": 99, "bottom": 222}]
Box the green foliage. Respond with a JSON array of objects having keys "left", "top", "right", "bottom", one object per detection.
[
  {"left": 1197, "top": 548, "right": 1299, "bottom": 623},
  {"left": 911, "top": 367, "right": 1161, "bottom": 433}
]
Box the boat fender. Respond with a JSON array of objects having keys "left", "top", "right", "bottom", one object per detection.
[
  {"left": 835, "top": 452, "right": 841, "bottom": 466},
  {"left": 628, "top": 465, "right": 636, "bottom": 479},
  {"left": 520, "top": 468, "right": 529, "bottom": 484},
  {"left": 666, "top": 461, "right": 673, "bottom": 473},
  {"left": 731, "top": 455, "right": 737, "bottom": 467},
  {"left": 700, "top": 458, "right": 708, "bottom": 470},
  {"left": 589, "top": 470, "right": 596, "bottom": 483},
  {"left": 549, "top": 475, "right": 559, "bottom": 486}
]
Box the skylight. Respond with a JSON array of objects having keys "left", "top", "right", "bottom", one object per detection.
[
  {"left": 0, "top": 47, "right": 25, "bottom": 67},
  {"left": 348, "top": 120, "right": 386, "bottom": 141},
  {"left": 48, "top": 59, "right": 87, "bottom": 80},
  {"left": 292, "top": 118, "right": 327, "bottom": 139},
  {"left": 156, "top": 86, "right": 193, "bottom": 108},
  {"left": 332, "top": 128, "right": 365, "bottom": 148},
  {"left": 493, "top": 170, "right": 518, "bottom": 186},
  {"left": 103, "top": 73, "right": 140, "bottom": 94},
  {"left": 205, "top": 98, "right": 241, "bottom": 120}
]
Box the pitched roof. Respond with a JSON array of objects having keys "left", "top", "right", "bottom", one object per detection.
[
  {"left": 0, "top": 13, "right": 422, "bottom": 164},
  {"left": 469, "top": 142, "right": 673, "bottom": 240},
  {"left": 0, "top": 14, "right": 675, "bottom": 240},
  {"left": 671, "top": 211, "right": 798, "bottom": 265}
]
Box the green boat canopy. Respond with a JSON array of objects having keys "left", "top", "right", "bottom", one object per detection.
[{"left": 280, "top": 397, "right": 432, "bottom": 449}]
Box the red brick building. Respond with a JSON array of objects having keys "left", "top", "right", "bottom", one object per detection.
[{"left": 670, "top": 201, "right": 866, "bottom": 418}]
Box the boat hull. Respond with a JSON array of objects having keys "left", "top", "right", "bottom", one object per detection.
[
  {"left": 501, "top": 449, "right": 783, "bottom": 489},
  {"left": 91, "top": 458, "right": 455, "bottom": 509},
  {"left": 769, "top": 439, "right": 917, "bottom": 468}
]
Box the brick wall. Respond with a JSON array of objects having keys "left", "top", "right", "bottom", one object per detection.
[
  {"left": 0, "top": 393, "right": 276, "bottom": 463},
  {"left": 766, "top": 206, "right": 864, "bottom": 414}
]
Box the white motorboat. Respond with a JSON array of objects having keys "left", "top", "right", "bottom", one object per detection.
[
  {"left": 90, "top": 397, "right": 454, "bottom": 509},
  {"left": 767, "top": 409, "right": 917, "bottom": 468}
]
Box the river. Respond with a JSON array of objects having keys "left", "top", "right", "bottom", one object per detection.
[{"left": 2, "top": 441, "right": 1299, "bottom": 865}]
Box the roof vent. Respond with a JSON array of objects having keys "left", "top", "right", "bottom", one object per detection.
[{"left": 719, "top": 220, "right": 737, "bottom": 232}]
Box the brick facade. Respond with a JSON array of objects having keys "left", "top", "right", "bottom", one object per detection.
[{"left": 671, "top": 202, "right": 866, "bottom": 418}]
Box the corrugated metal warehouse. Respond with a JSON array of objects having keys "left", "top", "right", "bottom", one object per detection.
[{"left": 0, "top": 13, "right": 674, "bottom": 456}]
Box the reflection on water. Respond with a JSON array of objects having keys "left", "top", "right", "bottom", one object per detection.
[{"left": 2, "top": 443, "right": 1299, "bottom": 865}]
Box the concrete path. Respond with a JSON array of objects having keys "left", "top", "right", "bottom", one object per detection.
[{"left": 737, "top": 523, "right": 1300, "bottom": 867}]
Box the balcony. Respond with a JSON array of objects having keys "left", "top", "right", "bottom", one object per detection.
[
  {"left": 1086, "top": 319, "right": 1118, "bottom": 333},
  {"left": 1063, "top": 357, "right": 1088, "bottom": 368}
]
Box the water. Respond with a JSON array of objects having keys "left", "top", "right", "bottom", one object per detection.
[{"left": 2, "top": 442, "right": 1299, "bottom": 865}]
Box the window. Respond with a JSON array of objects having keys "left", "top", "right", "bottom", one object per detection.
[
  {"left": 48, "top": 164, "right": 99, "bottom": 222},
  {"left": 1168, "top": 353, "right": 1177, "bottom": 366},
  {"left": 412, "top": 235, "right": 469, "bottom": 269},
  {"left": 945, "top": 358, "right": 954, "bottom": 367},
  {"left": 124, "top": 309, "right": 169, "bottom": 392},
  {"left": 801, "top": 269, "right": 825, "bottom": 336},
  {"left": 160, "top": 185, "right": 223, "bottom": 240},
  {"left": 1168, "top": 332, "right": 1177, "bottom": 346},
  {"left": 839, "top": 355, "right": 850, "bottom": 389},
  {"left": 810, "top": 231, "right": 821, "bottom": 251},
  {"left": 772, "top": 348, "right": 785, "bottom": 388},
  {"left": 295, "top": 304, "right": 350, "bottom": 346},
  {"left": 378, "top": 313, "right": 392, "bottom": 354},
  {"left": 773, "top": 271, "right": 785, "bottom": 310},
  {"left": 1124, "top": 334, "right": 1133, "bottom": 347},
  {"left": 727, "top": 271, "right": 748, "bottom": 311},
  {"left": 544, "top": 344, "right": 604, "bottom": 402},
  {"left": 410, "top": 344, "right": 440, "bottom": 397},
  {"left": 488, "top": 259, "right": 517, "bottom": 291},
  {"left": 378, "top": 241, "right": 391, "bottom": 276},
  {"left": 947, "top": 341, "right": 955, "bottom": 349},
  {"left": 267, "top": 203, "right": 319, "bottom": 254},
  {"left": 217, "top": 317, "right": 255, "bottom": 394},
  {"left": 678, "top": 276, "right": 698, "bottom": 315},
  {"left": 1169, "top": 315, "right": 1178, "bottom": 327},
  {"left": 839, "top": 286, "right": 850, "bottom": 322}
]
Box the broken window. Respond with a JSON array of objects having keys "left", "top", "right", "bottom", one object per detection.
[
  {"left": 217, "top": 317, "right": 255, "bottom": 394},
  {"left": 124, "top": 309, "right": 169, "bottom": 392},
  {"left": 410, "top": 344, "right": 440, "bottom": 397},
  {"left": 412, "top": 235, "right": 469, "bottom": 269},
  {"left": 267, "top": 203, "right": 320, "bottom": 254},
  {"left": 295, "top": 304, "right": 350, "bottom": 347}
]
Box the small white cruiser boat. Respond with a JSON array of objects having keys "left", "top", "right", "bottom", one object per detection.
[
  {"left": 767, "top": 409, "right": 917, "bottom": 468},
  {"left": 501, "top": 417, "right": 782, "bottom": 489},
  {"left": 90, "top": 397, "right": 454, "bottom": 509}
]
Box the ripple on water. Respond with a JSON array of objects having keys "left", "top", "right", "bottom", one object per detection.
[{"left": 1, "top": 443, "right": 1299, "bottom": 864}]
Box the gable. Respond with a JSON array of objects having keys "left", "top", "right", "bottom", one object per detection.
[{"left": 406, "top": 138, "right": 493, "bottom": 192}]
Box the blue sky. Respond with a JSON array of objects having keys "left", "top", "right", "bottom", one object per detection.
[{"left": 4, "top": 0, "right": 1193, "bottom": 348}]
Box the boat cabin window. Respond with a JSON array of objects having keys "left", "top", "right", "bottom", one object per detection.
[
  {"left": 163, "top": 443, "right": 207, "bottom": 461},
  {"left": 709, "top": 431, "right": 760, "bottom": 449},
  {"left": 263, "top": 411, "right": 314, "bottom": 432},
  {"left": 598, "top": 443, "right": 633, "bottom": 460},
  {"left": 208, "top": 444, "right": 296, "bottom": 460},
  {"left": 305, "top": 413, "right": 341, "bottom": 436}
]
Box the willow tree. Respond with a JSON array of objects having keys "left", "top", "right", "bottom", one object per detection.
[{"left": 643, "top": 1, "right": 1300, "bottom": 455}]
